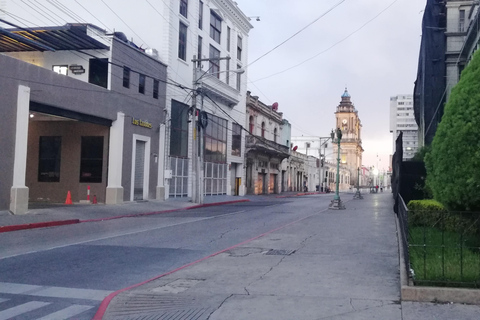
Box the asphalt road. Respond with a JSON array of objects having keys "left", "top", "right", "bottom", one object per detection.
[{"left": 0, "top": 194, "right": 333, "bottom": 319}]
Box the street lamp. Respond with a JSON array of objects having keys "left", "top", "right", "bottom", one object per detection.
[
  {"left": 329, "top": 128, "right": 345, "bottom": 210},
  {"left": 353, "top": 167, "right": 363, "bottom": 199}
]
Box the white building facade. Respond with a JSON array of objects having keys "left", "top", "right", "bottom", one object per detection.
[{"left": 390, "top": 94, "right": 418, "bottom": 160}]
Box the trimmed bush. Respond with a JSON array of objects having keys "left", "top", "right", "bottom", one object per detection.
[{"left": 424, "top": 50, "right": 480, "bottom": 211}]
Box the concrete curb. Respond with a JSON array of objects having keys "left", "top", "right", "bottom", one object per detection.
[
  {"left": 395, "top": 213, "right": 480, "bottom": 305},
  {"left": 0, "top": 199, "right": 250, "bottom": 233},
  {"left": 275, "top": 192, "right": 323, "bottom": 198},
  {"left": 0, "top": 219, "right": 80, "bottom": 233}
]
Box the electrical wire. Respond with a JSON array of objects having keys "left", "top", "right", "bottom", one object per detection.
[
  {"left": 245, "top": 0, "right": 346, "bottom": 68},
  {"left": 250, "top": 0, "right": 401, "bottom": 83}
]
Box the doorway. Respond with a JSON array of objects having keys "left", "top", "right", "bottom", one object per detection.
[{"left": 131, "top": 134, "right": 150, "bottom": 201}]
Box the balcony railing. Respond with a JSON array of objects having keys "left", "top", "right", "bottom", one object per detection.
[{"left": 246, "top": 135, "right": 290, "bottom": 159}]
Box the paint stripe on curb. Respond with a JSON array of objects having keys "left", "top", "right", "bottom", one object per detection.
[
  {"left": 0, "top": 219, "right": 80, "bottom": 233},
  {"left": 92, "top": 208, "right": 321, "bottom": 320},
  {"left": 0, "top": 199, "right": 251, "bottom": 233}
]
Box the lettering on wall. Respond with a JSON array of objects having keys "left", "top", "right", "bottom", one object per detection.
[{"left": 132, "top": 117, "right": 153, "bottom": 129}]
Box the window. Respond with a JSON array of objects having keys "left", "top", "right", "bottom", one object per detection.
[
  {"left": 204, "top": 113, "right": 228, "bottom": 163},
  {"left": 123, "top": 67, "right": 130, "bottom": 88},
  {"left": 178, "top": 22, "right": 188, "bottom": 60},
  {"left": 261, "top": 122, "right": 265, "bottom": 138},
  {"left": 52, "top": 65, "right": 68, "bottom": 75},
  {"left": 38, "top": 136, "right": 61, "bottom": 182},
  {"left": 274, "top": 128, "right": 277, "bottom": 143},
  {"left": 249, "top": 116, "right": 254, "bottom": 133},
  {"left": 80, "top": 136, "right": 104, "bottom": 183},
  {"left": 232, "top": 123, "right": 242, "bottom": 156},
  {"left": 170, "top": 100, "right": 189, "bottom": 157},
  {"left": 209, "top": 45, "right": 220, "bottom": 76},
  {"left": 459, "top": 9, "right": 465, "bottom": 32},
  {"left": 139, "top": 74, "right": 146, "bottom": 94},
  {"left": 210, "top": 10, "right": 222, "bottom": 43},
  {"left": 88, "top": 58, "right": 108, "bottom": 88},
  {"left": 180, "top": 0, "right": 188, "bottom": 17},
  {"left": 198, "top": 1, "right": 203, "bottom": 29},
  {"left": 198, "top": 35, "right": 203, "bottom": 59},
  {"left": 236, "top": 64, "right": 241, "bottom": 91},
  {"left": 237, "top": 36, "right": 242, "bottom": 61},
  {"left": 153, "top": 79, "right": 159, "bottom": 99},
  {"left": 227, "top": 26, "right": 231, "bottom": 52}
]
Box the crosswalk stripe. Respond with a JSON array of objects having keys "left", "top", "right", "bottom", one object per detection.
[
  {"left": 0, "top": 282, "right": 113, "bottom": 301},
  {"left": 0, "top": 301, "right": 50, "bottom": 320},
  {"left": 36, "top": 304, "right": 94, "bottom": 320}
]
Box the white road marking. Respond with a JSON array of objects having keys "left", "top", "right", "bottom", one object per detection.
[
  {"left": 0, "top": 282, "right": 112, "bottom": 301},
  {"left": 0, "top": 282, "right": 43, "bottom": 294},
  {"left": 36, "top": 304, "right": 94, "bottom": 320},
  {"left": 32, "top": 286, "right": 112, "bottom": 301},
  {"left": 0, "top": 210, "right": 247, "bottom": 260},
  {"left": 0, "top": 301, "right": 50, "bottom": 320}
]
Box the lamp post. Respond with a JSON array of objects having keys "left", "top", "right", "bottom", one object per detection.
[
  {"left": 191, "top": 55, "right": 244, "bottom": 204},
  {"left": 353, "top": 167, "right": 363, "bottom": 199},
  {"left": 329, "top": 128, "right": 345, "bottom": 210},
  {"left": 317, "top": 136, "right": 331, "bottom": 192}
]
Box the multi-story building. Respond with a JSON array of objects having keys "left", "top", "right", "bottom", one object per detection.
[
  {"left": 0, "top": 24, "right": 167, "bottom": 213},
  {"left": 245, "top": 92, "right": 290, "bottom": 194},
  {"left": 414, "top": 0, "right": 478, "bottom": 145},
  {"left": 156, "top": 0, "right": 253, "bottom": 199},
  {"left": 390, "top": 94, "right": 418, "bottom": 160}
]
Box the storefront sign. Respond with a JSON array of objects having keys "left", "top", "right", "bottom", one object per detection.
[
  {"left": 132, "top": 117, "right": 152, "bottom": 129},
  {"left": 69, "top": 65, "right": 85, "bottom": 75}
]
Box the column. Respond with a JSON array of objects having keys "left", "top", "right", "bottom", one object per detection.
[
  {"left": 157, "top": 123, "right": 167, "bottom": 200},
  {"left": 10, "top": 85, "right": 30, "bottom": 215},
  {"left": 106, "top": 112, "right": 125, "bottom": 204}
]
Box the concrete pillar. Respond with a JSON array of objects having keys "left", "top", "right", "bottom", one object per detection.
[
  {"left": 106, "top": 112, "right": 125, "bottom": 204},
  {"left": 156, "top": 123, "right": 167, "bottom": 200},
  {"left": 10, "top": 85, "right": 30, "bottom": 215}
]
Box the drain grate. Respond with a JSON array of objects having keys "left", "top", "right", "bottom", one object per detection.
[{"left": 265, "top": 249, "right": 296, "bottom": 256}]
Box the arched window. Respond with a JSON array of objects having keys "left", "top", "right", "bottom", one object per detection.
[
  {"left": 261, "top": 122, "right": 266, "bottom": 138},
  {"left": 274, "top": 128, "right": 277, "bottom": 143},
  {"left": 249, "top": 116, "right": 254, "bottom": 134}
]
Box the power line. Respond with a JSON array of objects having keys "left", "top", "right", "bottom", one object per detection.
[
  {"left": 251, "top": 0, "right": 401, "bottom": 83},
  {"left": 245, "top": 0, "right": 346, "bottom": 68},
  {"left": 73, "top": 0, "right": 112, "bottom": 32}
]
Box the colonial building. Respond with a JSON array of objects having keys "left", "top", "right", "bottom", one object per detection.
[
  {"left": 245, "top": 92, "right": 290, "bottom": 194},
  {"left": 0, "top": 24, "right": 167, "bottom": 213},
  {"left": 334, "top": 88, "right": 363, "bottom": 186}
]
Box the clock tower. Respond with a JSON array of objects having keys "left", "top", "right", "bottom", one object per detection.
[{"left": 334, "top": 88, "right": 363, "bottom": 185}]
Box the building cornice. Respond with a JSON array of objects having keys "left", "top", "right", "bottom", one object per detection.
[{"left": 213, "top": 0, "right": 254, "bottom": 34}]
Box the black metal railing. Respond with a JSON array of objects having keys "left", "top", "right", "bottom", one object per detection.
[{"left": 398, "top": 195, "right": 480, "bottom": 288}]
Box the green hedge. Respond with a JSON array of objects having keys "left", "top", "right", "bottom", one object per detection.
[{"left": 407, "top": 200, "right": 477, "bottom": 235}]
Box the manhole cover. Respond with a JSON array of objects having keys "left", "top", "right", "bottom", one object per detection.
[{"left": 265, "top": 249, "right": 296, "bottom": 256}]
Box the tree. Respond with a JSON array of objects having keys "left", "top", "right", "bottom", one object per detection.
[{"left": 425, "top": 50, "right": 480, "bottom": 211}]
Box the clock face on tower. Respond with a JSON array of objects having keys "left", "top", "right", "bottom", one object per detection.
[{"left": 342, "top": 119, "right": 347, "bottom": 130}]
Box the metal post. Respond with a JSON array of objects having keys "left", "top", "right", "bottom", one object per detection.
[
  {"left": 353, "top": 166, "right": 363, "bottom": 199},
  {"left": 329, "top": 128, "right": 345, "bottom": 210}
]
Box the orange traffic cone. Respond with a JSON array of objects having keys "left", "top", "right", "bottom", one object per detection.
[
  {"left": 65, "top": 191, "right": 73, "bottom": 205},
  {"left": 92, "top": 195, "right": 97, "bottom": 204}
]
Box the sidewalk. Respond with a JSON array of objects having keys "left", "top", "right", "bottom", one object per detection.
[
  {"left": 0, "top": 191, "right": 316, "bottom": 232},
  {"left": 96, "top": 192, "right": 480, "bottom": 320}
]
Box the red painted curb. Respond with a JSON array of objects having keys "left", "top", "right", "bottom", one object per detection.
[
  {"left": 1, "top": 199, "right": 251, "bottom": 233},
  {"left": 92, "top": 210, "right": 314, "bottom": 320},
  {"left": 0, "top": 219, "right": 80, "bottom": 233}
]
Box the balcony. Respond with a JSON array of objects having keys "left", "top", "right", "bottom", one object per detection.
[
  {"left": 246, "top": 135, "right": 290, "bottom": 160},
  {"left": 195, "top": 69, "right": 240, "bottom": 107}
]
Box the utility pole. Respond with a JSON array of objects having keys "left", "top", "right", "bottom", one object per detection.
[{"left": 191, "top": 55, "right": 231, "bottom": 204}]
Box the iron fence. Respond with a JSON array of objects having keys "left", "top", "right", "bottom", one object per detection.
[{"left": 397, "top": 195, "right": 480, "bottom": 288}]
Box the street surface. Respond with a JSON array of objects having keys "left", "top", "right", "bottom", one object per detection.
[{"left": 0, "top": 195, "right": 331, "bottom": 319}]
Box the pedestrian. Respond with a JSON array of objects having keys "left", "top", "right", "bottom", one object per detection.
[
  {"left": 303, "top": 181, "right": 307, "bottom": 192},
  {"left": 375, "top": 185, "right": 379, "bottom": 193}
]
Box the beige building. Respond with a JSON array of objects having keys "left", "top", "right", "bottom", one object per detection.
[{"left": 333, "top": 89, "right": 364, "bottom": 186}]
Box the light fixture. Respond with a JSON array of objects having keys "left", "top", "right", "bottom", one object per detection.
[
  {"left": 248, "top": 16, "right": 260, "bottom": 21},
  {"left": 29, "top": 113, "right": 34, "bottom": 118}
]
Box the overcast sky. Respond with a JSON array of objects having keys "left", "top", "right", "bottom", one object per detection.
[{"left": 2, "top": 0, "right": 426, "bottom": 170}]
